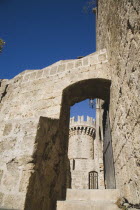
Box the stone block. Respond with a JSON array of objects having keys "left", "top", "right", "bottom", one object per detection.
[
  {"left": 1, "top": 160, "right": 20, "bottom": 191},
  {"left": 75, "top": 60, "right": 82, "bottom": 68},
  {"left": 43, "top": 68, "right": 50, "bottom": 77},
  {"left": 20, "top": 136, "right": 35, "bottom": 155},
  {"left": 0, "top": 170, "right": 3, "bottom": 184},
  {"left": 3, "top": 194, "right": 25, "bottom": 209},
  {"left": 50, "top": 66, "right": 58, "bottom": 75},
  {"left": 57, "top": 200, "right": 120, "bottom": 210},
  {"left": 89, "top": 55, "right": 99, "bottom": 65},
  {"left": 3, "top": 123, "right": 12, "bottom": 136},
  {"left": 29, "top": 72, "right": 37, "bottom": 81},
  {"left": 58, "top": 64, "right": 66, "bottom": 72},
  {"left": 98, "top": 53, "right": 107, "bottom": 62},
  {"left": 0, "top": 138, "right": 17, "bottom": 154},
  {"left": 22, "top": 74, "right": 30, "bottom": 82},
  {"left": 83, "top": 58, "right": 89, "bottom": 66},
  {"left": 36, "top": 70, "right": 43, "bottom": 79},
  {"left": 0, "top": 192, "right": 4, "bottom": 204},
  {"left": 19, "top": 170, "right": 32, "bottom": 192},
  {"left": 66, "top": 189, "right": 120, "bottom": 202},
  {"left": 2, "top": 172, "right": 20, "bottom": 191},
  {"left": 67, "top": 62, "right": 74, "bottom": 70},
  {"left": 14, "top": 156, "right": 34, "bottom": 167}
]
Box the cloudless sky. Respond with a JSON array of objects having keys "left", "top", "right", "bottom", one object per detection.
[
  {"left": 0, "top": 0, "right": 96, "bottom": 118},
  {"left": 70, "top": 99, "right": 96, "bottom": 119}
]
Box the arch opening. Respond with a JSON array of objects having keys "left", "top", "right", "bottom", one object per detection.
[{"left": 59, "top": 78, "right": 116, "bottom": 192}]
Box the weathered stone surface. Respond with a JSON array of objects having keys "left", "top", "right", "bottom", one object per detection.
[
  {"left": 3, "top": 194, "right": 25, "bottom": 209},
  {"left": 58, "top": 64, "right": 66, "bottom": 72},
  {"left": 2, "top": 159, "right": 20, "bottom": 192},
  {"left": 0, "top": 170, "right": 3, "bottom": 185},
  {"left": 97, "top": 0, "right": 140, "bottom": 204},
  {"left": 57, "top": 201, "right": 120, "bottom": 210},
  {"left": 0, "top": 138, "right": 16, "bottom": 154},
  {"left": 68, "top": 115, "right": 104, "bottom": 190},
  {"left": 57, "top": 189, "right": 120, "bottom": 210},
  {"left": 67, "top": 62, "right": 74, "bottom": 70},
  {"left": 0, "top": 0, "right": 139, "bottom": 209},
  {"left": 0, "top": 192, "right": 4, "bottom": 205},
  {"left": 69, "top": 118, "right": 94, "bottom": 186},
  {"left": 19, "top": 170, "right": 33, "bottom": 193},
  {"left": 50, "top": 65, "right": 58, "bottom": 75},
  {"left": 24, "top": 117, "right": 68, "bottom": 210},
  {"left": 3, "top": 123, "right": 12, "bottom": 136}
]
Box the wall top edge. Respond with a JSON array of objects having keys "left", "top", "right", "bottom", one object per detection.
[
  {"left": 2, "top": 49, "right": 107, "bottom": 81},
  {"left": 70, "top": 116, "right": 96, "bottom": 127}
]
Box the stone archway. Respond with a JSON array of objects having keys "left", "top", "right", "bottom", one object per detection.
[
  {"left": 0, "top": 50, "right": 116, "bottom": 210},
  {"left": 59, "top": 78, "right": 116, "bottom": 190}
]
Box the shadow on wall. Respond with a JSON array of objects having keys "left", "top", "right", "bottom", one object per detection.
[
  {"left": 0, "top": 209, "right": 18, "bottom": 210},
  {"left": 24, "top": 78, "right": 111, "bottom": 210},
  {"left": 24, "top": 117, "right": 70, "bottom": 210}
]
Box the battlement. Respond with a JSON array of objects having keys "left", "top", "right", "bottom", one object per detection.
[
  {"left": 69, "top": 116, "right": 96, "bottom": 137},
  {"left": 70, "top": 116, "right": 95, "bottom": 127}
]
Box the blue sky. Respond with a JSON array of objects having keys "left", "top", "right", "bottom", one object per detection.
[
  {"left": 70, "top": 99, "right": 96, "bottom": 119},
  {"left": 0, "top": 0, "right": 96, "bottom": 118}
]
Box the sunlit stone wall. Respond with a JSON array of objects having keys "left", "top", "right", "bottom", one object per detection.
[
  {"left": 68, "top": 116, "right": 104, "bottom": 189},
  {"left": 0, "top": 50, "right": 109, "bottom": 209},
  {"left": 97, "top": 0, "right": 140, "bottom": 204}
]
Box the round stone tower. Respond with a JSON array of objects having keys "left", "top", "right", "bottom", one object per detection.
[{"left": 68, "top": 116, "right": 104, "bottom": 189}]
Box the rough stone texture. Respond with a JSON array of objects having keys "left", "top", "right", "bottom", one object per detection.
[
  {"left": 0, "top": 51, "right": 110, "bottom": 209},
  {"left": 69, "top": 116, "right": 95, "bottom": 160},
  {"left": 0, "top": 0, "right": 139, "bottom": 208},
  {"left": 24, "top": 117, "right": 67, "bottom": 210},
  {"left": 97, "top": 0, "right": 140, "bottom": 205}
]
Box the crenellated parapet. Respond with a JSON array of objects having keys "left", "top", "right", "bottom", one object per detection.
[{"left": 69, "top": 116, "right": 96, "bottom": 137}]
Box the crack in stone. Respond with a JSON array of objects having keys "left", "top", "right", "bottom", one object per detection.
[{"left": 0, "top": 84, "right": 9, "bottom": 103}]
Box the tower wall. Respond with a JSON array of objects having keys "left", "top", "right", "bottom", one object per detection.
[
  {"left": 68, "top": 116, "right": 104, "bottom": 189},
  {"left": 68, "top": 135, "right": 94, "bottom": 159},
  {"left": 69, "top": 116, "right": 95, "bottom": 159}
]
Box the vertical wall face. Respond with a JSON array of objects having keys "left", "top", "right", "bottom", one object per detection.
[
  {"left": 68, "top": 116, "right": 104, "bottom": 189},
  {"left": 69, "top": 135, "right": 94, "bottom": 159},
  {"left": 0, "top": 54, "right": 111, "bottom": 209},
  {"left": 24, "top": 117, "right": 68, "bottom": 210},
  {"left": 97, "top": 0, "right": 140, "bottom": 204},
  {"left": 0, "top": 77, "right": 64, "bottom": 210},
  {"left": 69, "top": 117, "right": 95, "bottom": 160},
  {"left": 95, "top": 99, "right": 106, "bottom": 189}
]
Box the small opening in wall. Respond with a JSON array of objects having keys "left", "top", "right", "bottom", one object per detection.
[
  {"left": 73, "top": 159, "right": 75, "bottom": 170},
  {"left": 89, "top": 171, "right": 98, "bottom": 189},
  {"left": 99, "top": 126, "right": 102, "bottom": 140}
]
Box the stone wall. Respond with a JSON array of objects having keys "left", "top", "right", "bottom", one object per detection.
[
  {"left": 69, "top": 116, "right": 95, "bottom": 159},
  {"left": 24, "top": 117, "right": 67, "bottom": 210},
  {"left": 97, "top": 0, "right": 140, "bottom": 204},
  {"left": 68, "top": 115, "right": 104, "bottom": 190},
  {"left": 68, "top": 116, "right": 96, "bottom": 189},
  {"left": 0, "top": 1, "right": 138, "bottom": 207},
  {"left": 0, "top": 50, "right": 110, "bottom": 209}
]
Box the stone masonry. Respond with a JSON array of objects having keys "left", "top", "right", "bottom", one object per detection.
[
  {"left": 0, "top": 50, "right": 110, "bottom": 209},
  {"left": 97, "top": 0, "right": 140, "bottom": 206},
  {"left": 68, "top": 115, "right": 104, "bottom": 190},
  {"left": 0, "top": 0, "right": 139, "bottom": 209}
]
